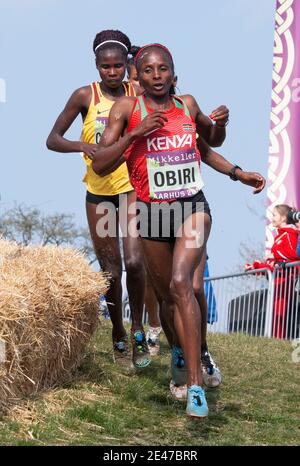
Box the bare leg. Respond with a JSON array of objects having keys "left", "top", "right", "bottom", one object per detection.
[
  {"left": 159, "top": 301, "right": 176, "bottom": 348},
  {"left": 171, "top": 213, "right": 211, "bottom": 386},
  {"left": 192, "top": 251, "right": 208, "bottom": 349},
  {"left": 119, "top": 191, "right": 151, "bottom": 368},
  {"left": 141, "top": 211, "right": 211, "bottom": 386},
  {"left": 120, "top": 191, "right": 146, "bottom": 333},
  {"left": 145, "top": 272, "right": 161, "bottom": 328},
  {"left": 193, "top": 252, "right": 222, "bottom": 388},
  {"left": 140, "top": 239, "right": 179, "bottom": 348},
  {"left": 142, "top": 254, "right": 175, "bottom": 347},
  {"left": 86, "top": 201, "right": 126, "bottom": 342}
]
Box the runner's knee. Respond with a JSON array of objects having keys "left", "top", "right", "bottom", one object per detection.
[
  {"left": 170, "top": 272, "right": 192, "bottom": 300},
  {"left": 124, "top": 255, "right": 143, "bottom": 277},
  {"left": 97, "top": 260, "right": 122, "bottom": 285}
]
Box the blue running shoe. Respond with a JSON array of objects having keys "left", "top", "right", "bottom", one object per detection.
[
  {"left": 171, "top": 346, "right": 187, "bottom": 386},
  {"left": 132, "top": 330, "right": 151, "bottom": 369},
  {"left": 186, "top": 385, "right": 208, "bottom": 418},
  {"left": 112, "top": 336, "right": 134, "bottom": 370}
]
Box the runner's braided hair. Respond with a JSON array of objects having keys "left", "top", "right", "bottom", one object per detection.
[
  {"left": 127, "top": 45, "right": 141, "bottom": 68},
  {"left": 93, "top": 29, "right": 131, "bottom": 59}
]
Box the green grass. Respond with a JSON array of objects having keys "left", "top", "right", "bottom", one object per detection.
[{"left": 0, "top": 321, "right": 299, "bottom": 446}]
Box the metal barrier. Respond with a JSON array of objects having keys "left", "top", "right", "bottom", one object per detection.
[
  {"left": 206, "top": 261, "right": 300, "bottom": 340},
  {"left": 117, "top": 261, "right": 300, "bottom": 341},
  {"left": 205, "top": 268, "right": 273, "bottom": 337},
  {"left": 271, "top": 261, "right": 300, "bottom": 340}
]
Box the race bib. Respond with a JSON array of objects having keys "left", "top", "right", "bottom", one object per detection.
[
  {"left": 146, "top": 149, "right": 204, "bottom": 201},
  {"left": 95, "top": 116, "right": 108, "bottom": 144}
]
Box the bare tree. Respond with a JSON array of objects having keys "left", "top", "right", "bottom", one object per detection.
[
  {"left": 238, "top": 239, "right": 265, "bottom": 265},
  {"left": 233, "top": 200, "right": 266, "bottom": 271},
  {"left": 0, "top": 203, "right": 96, "bottom": 265}
]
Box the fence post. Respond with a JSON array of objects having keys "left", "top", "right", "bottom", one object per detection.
[{"left": 264, "top": 269, "right": 274, "bottom": 337}]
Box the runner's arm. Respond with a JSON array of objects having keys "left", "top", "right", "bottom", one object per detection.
[
  {"left": 46, "top": 86, "right": 96, "bottom": 155},
  {"left": 197, "top": 136, "right": 236, "bottom": 174}
]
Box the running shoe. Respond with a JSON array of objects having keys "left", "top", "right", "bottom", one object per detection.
[
  {"left": 201, "top": 346, "right": 222, "bottom": 388},
  {"left": 171, "top": 345, "right": 187, "bottom": 386},
  {"left": 169, "top": 380, "right": 187, "bottom": 402},
  {"left": 169, "top": 345, "right": 188, "bottom": 401},
  {"left": 146, "top": 326, "right": 162, "bottom": 356},
  {"left": 132, "top": 330, "right": 151, "bottom": 369},
  {"left": 112, "top": 336, "right": 132, "bottom": 369},
  {"left": 186, "top": 385, "right": 208, "bottom": 418}
]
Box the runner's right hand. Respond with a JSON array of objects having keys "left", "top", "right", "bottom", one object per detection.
[
  {"left": 131, "top": 111, "right": 168, "bottom": 139},
  {"left": 81, "top": 143, "right": 98, "bottom": 159}
]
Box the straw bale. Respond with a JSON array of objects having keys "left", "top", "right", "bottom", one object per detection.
[{"left": 0, "top": 239, "right": 109, "bottom": 412}]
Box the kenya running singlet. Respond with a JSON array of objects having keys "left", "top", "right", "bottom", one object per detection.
[
  {"left": 124, "top": 95, "right": 204, "bottom": 203},
  {"left": 81, "top": 81, "right": 135, "bottom": 195}
]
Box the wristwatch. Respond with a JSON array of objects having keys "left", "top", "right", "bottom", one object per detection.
[{"left": 228, "top": 165, "right": 242, "bottom": 181}]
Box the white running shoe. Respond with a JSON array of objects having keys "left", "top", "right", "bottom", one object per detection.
[
  {"left": 146, "top": 326, "right": 162, "bottom": 356},
  {"left": 201, "top": 348, "right": 222, "bottom": 388},
  {"left": 169, "top": 380, "right": 187, "bottom": 401}
]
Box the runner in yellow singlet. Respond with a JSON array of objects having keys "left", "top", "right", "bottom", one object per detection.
[{"left": 46, "top": 30, "right": 150, "bottom": 369}]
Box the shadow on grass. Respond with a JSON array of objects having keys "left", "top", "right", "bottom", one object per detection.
[
  {"left": 66, "top": 344, "right": 245, "bottom": 444},
  {"left": 73, "top": 350, "right": 114, "bottom": 384},
  {"left": 75, "top": 348, "right": 171, "bottom": 386}
]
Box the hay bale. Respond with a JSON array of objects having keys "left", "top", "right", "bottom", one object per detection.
[{"left": 0, "top": 239, "right": 109, "bottom": 413}]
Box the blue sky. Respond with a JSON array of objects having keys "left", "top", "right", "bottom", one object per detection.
[{"left": 0, "top": 0, "right": 276, "bottom": 275}]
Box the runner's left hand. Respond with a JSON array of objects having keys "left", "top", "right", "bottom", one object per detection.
[
  {"left": 209, "top": 105, "right": 229, "bottom": 127},
  {"left": 237, "top": 171, "right": 266, "bottom": 194}
]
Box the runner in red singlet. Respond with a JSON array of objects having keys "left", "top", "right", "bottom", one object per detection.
[
  {"left": 92, "top": 44, "right": 265, "bottom": 418},
  {"left": 126, "top": 49, "right": 230, "bottom": 372}
]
